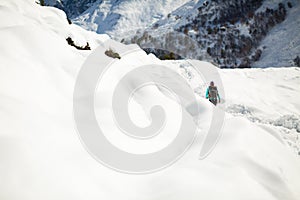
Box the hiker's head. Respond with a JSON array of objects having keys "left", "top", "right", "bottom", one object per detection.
[{"left": 210, "top": 81, "right": 214, "bottom": 86}]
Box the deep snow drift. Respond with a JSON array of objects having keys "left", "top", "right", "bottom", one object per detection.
[{"left": 0, "top": 1, "right": 300, "bottom": 200}]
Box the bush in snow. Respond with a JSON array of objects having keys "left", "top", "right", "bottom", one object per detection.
[
  {"left": 294, "top": 56, "right": 300, "bottom": 67},
  {"left": 105, "top": 49, "right": 121, "bottom": 59},
  {"left": 251, "top": 49, "right": 262, "bottom": 62},
  {"left": 162, "top": 52, "right": 176, "bottom": 60},
  {"left": 66, "top": 37, "right": 91, "bottom": 50},
  {"left": 37, "top": 0, "right": 45, "bottom": 6}
]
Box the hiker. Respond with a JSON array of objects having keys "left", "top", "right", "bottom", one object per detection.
[{"left": 206, "top": 81, "right": 220, "bottom": 106}]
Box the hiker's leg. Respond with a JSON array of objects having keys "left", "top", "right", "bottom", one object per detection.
[
  {"left": 212, "top": 100, "right": 217, "bottom": 106},
  {"left": 209, "top": 99, "right": 217, "bottom": 106}
]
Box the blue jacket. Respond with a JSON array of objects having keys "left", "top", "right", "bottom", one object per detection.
[{"left": 206, "top": 87, "right": 220, "bottom": 100}]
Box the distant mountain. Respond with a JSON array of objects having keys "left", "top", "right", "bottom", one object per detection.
[
  {"left": 46, "top": 0, "right": 300, "bottom": 68},
  {"left": 127, "top": 0, "right": 300, "bottom": 68},
  {"left": 45, "top": 0, "right": 98, "bottom": 18},
  {"left": 71, "top": 0, "right": 191, "bottom": 39}
]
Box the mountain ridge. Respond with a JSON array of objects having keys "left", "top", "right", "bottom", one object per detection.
[{"left": 46, "top": 0, "right": 300, "bottom": 68}]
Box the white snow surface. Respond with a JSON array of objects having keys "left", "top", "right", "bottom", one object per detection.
[{"left": 0, "top": 1, "right": 300, "bottom": 200}]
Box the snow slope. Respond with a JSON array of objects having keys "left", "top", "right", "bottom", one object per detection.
[
  {"left": 253, "top": 0, "right": 300, "bottom": 68},
  {"left": 0, "top": 1, "right": 300, "bottom": 200},
  {"left": 164, "top": 60, "right": 300, "bottom": 154}
]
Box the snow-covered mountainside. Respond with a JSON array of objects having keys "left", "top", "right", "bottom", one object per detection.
[
  {"left": 44, "top": 0, "right": 98, "bottom": 18},
  {"left": 46, "top": 0, "right": 300, "bottom": 68},
  {"left": 128, "top": 0, "right": 300, "bottom": 68},
  {"left": 71, "top": 0, "right": 191, "bottom": 39},
  {"left": 253, "top": 1, "right": 300, "bottom": 68},
  {"left": 1, "top": 0, "right": 300, "bottom": 200}
]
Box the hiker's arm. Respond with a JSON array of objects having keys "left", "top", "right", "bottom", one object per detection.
[
  {"left": 217, "top": 92, "right": 221, "bottom": 102},
  {"left": 205, "top": 88, "right": 209, "bottom": 99}
]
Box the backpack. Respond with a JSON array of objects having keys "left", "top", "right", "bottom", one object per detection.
[{"left": 208, "top": 86, "right": 218, "bottom": 100}]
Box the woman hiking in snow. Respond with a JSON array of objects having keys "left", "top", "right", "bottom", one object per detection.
[{"left": 206, "top": 81, "right": 220, "bottom": 106}]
